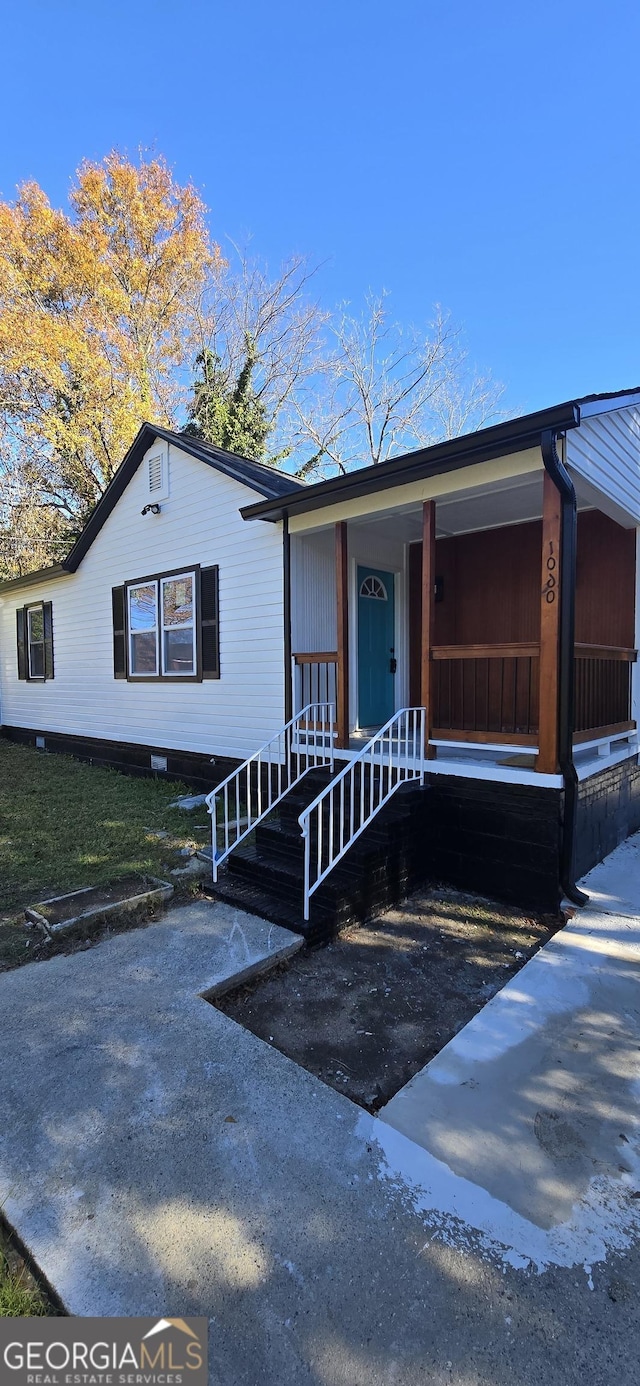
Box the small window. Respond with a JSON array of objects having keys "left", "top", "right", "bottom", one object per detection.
[
  {"left": 28, "top": 606, "right": 45, "bottom": 678},
  {"left": 119, "top": 566, "right": 217, "bottom": 681},
  {"left": 17, "top": 601, "right": 54, "bottom": 681},
  {"left": 359, "top": 575, "right": 388, "bottom": 600},
  {"left": 161, "top": 573, "right": 195, "bottom": 675},
  {"left": 128, "top": 582, "right": 159, "bottom": 676}
]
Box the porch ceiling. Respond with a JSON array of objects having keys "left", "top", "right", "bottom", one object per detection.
[{"left": 341, "top": 471, "right": 593, "bottom": 541}]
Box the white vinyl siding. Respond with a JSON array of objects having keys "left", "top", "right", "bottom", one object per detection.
[
  {"left": 291, "top": 530, "right": 337, "bottom": 654},
  {"left": 0, "top": 441, "right": 285, "bottom": 762},
  {"left": 568, "top": 405, "right": 640, "bottom": 525}
]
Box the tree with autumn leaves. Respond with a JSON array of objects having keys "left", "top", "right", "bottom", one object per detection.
[
  {"left": 0, "top": 152, "right": 504, "bottom": 577},
  {"left": 0, "top": 154, "right": 218, "bottom": 573}
]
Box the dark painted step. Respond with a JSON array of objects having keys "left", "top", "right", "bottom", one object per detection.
[
  {"left": 206, "top": 865, "right": 330, "bottom": 937},
  {"left": 206, "top": 778, "right": 428, "bottom": 943},
  {"left": 276, "top": 760, "right": 404, "bottom": 814},
  {"left": 228, "top": 832, "right": 410, "bottom": 896},
  {"left": 253, "top": 800, "right": 416, "bottom": 866}
]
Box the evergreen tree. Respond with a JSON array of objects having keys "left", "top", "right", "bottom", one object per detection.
[{"left": 185, "top": 337, "right": 270, "bottom": 459}]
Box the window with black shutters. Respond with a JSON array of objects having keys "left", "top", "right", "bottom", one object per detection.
[
  {"left": 111, "top": 564, "right": 219, "bottom": 681},
  {"left": 112, "top": 586, "right": 127, "bottom": 679},
  {"left": 16, "top": 601, "right": 54, "bottom": 681},
  {"left": 200, "top": 566, "right": 220, "bottom": 679}
]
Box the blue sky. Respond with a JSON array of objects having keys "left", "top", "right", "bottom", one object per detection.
[{"left": 1, "top": 0, "right": 639, "bottom": 416}]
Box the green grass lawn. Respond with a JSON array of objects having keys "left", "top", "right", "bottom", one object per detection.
[
  {"left": 0, "top": 740, "right": 213, "bottom": 969},
  {"left": 0, "top": 1219, "right": 57, "bottom": 1315},
  {"left": 0, "top": 1248, "right": 52, "bottom": 1316}
]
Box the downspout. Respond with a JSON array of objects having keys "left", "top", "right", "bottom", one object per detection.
[
  {"left": 283, "top": 514, "right": 293, "bottom": 723},
  {"left": 540, "top": 428, "right": 589, "bottom": 906}
]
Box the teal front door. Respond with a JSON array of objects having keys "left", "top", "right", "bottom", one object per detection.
[{"left": 357, "top": 566, "right": 395, "bottom": 728}]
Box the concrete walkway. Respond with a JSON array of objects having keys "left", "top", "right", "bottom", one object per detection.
[
  {"left": 0, "top": 874, "right": 639, "bottom": 1384},
  {"left": 380, "top": 897, "right": 640, "bottom": 1263}
]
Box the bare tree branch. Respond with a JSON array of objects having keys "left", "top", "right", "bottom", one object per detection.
[{"left": 288, "top": 295, "right": 506, "bottom": 477}]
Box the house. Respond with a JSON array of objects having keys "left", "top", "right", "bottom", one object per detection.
[{"left": 1, "top": 388, "right": 640, "bottom": 933}]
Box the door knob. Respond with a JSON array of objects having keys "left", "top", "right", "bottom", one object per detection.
[{"left": 389, "top": 647, "right": 397, "bottom": 674}]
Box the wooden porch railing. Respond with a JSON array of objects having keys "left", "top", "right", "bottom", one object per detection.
[
  {"left": 292, "top": 653, "right": 341, "bottom": 739},
  {"left": 431, "top": 643, "right": 540, "bottom": 744},
  {"left": 573, "top": 644, "right": 636, "bottom": 742},
  {"left": 294, "top": 644, "right": 637, "bottom": 754},
  {"left": 431, "top": 642, "right": 636, "bottom": 747}
]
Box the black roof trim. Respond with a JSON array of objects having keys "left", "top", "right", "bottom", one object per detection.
[
  {"left": 64, "top": 424, "right": 303, "bottom": 570},
  {"left": 240, "top": 401, "right": 581, "bottom": 522},
  {"left": 574, "top": 384, "right": 640, "bottom": 406},
  {"left": 153, "top": 428, "right": 304, "bottom": 499},
  {"left": 0, "top": 563, "right": 72, "bottom": 595},
  {"left": 0, "top": 423, "right": 305, "bottom": 593}
]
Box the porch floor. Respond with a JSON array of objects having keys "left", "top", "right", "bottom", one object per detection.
[{"left": 341, "top": 727, "right": 639, "bottom": 787}]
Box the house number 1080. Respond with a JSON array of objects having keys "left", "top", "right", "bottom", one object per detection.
[{"left": 544, "top": 541, "right": 557, "bottom": 604}]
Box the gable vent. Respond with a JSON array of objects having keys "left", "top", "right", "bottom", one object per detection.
[{"left": 148, "top": 455, "right": 163, "bottom": 492}]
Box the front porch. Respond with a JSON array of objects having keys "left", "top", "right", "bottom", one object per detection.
[{"left": 289, "top": 469, "right": 638, "bottom": 786}]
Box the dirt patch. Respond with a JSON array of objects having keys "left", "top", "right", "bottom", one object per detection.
[
  {"left": 0, "top": 895, "right": 187, "bottom": 974},
  {"left": 25, "top": 873, "right": 173, "bottom": 933},
  {"left": 216, "top": 886, "right": 561, "bottom": 1109}
]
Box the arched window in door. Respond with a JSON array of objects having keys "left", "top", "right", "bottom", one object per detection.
[{"left": 359, "top": 574, "right": 388, "bottom": 601}]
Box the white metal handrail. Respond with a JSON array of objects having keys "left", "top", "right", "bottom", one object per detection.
[
  {"left": 298, "top": 707, "right": 426, "bottom": 920},
  {"left": 206, "top": 702, "right": 335, "bottom": 881}
]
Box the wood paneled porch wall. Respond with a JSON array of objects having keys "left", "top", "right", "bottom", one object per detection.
[
  {"left": 410, "top": 510, "right": 636, "bottom": 701},
  {"left": 409, "top": 508, "right": 636, "bottom": 760}
]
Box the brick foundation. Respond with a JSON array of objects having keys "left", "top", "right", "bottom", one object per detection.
[
  {"left": 575, "top": 755, "right": 640, "bottom": 880},
  {"left": 421, "top": 774, "right": 563, "bottom": 914},
  {"left": 0, "top": 724, "right": 239, "bottom": 790}
]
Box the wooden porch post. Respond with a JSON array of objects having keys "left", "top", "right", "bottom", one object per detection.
[
  {"left": 537, "top": 470, "right": 562, "bottom": 772},
  {"left": 420, "top": 500, "right": 436, "bottom": 757},
  {"left": 335, "top": 521, "right": 349, "bottom": 749}
]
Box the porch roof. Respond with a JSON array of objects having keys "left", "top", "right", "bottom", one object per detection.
[
  {"left": 241, "top": 386, "right": 640, "bottom": 524},
  {"left": 240, "top": 401, "right": 579, "bottom": 522}
]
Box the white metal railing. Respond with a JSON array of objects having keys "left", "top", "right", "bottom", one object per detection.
[
  {"left": 206, "top": 703, "right": 335, "bottom": 881},
  {"left": 298, "top": 707, "right": 426, "bottom": 920}
]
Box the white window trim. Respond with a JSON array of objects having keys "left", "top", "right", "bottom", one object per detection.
[
  {"left": 27, "top": 604, "right": 45, "bottom": 681},
  {"left": 160, "top": 571, "right": 197, "bottom": 677},
  {"left": 128, "top": 582, "right": 159, "bottom": 678},
  {"left": 126, "top": 569, "right": 197, "bottom": 679}
]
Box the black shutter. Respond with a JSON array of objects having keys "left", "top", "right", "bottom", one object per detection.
[
  {"left": 16, "top": 607, "right": 28, "bottom": 680},
  {"left": 43, "top": 602, "right": 54, "bottom": 680},
  {"left": 200, "top": 565, "right": 220, "bottom": 679},
  {"left": 112, "top": 586, "right": 127, "bottom": 679}
]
